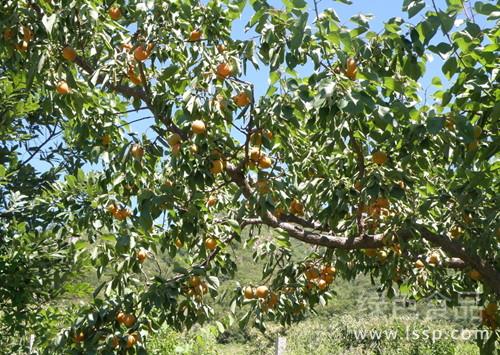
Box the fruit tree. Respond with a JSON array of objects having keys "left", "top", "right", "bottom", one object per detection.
[{"left": 1, "top": 0, "right": 499, "bottom": 352}]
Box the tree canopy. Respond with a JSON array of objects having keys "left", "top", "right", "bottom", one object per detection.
[{"left": 0, "top": 0, "right": 499, "bottom": 353}]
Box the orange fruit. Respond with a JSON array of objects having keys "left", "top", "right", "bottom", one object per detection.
[
  {"left": 210, "top": 159, "right": 224, "bottom": 175},
  {"left": 268, "top": 292, "right": 278, "bottom": 308},
  {"left": 346, "top": 57, "right": 357, "bottom": 80},
  {"left": 205, "top": 238, "right": 217, "bottom": 250},
  {"left": 62, "top": 46, "right": 77, "bottom": 61},
  {"left": 189, "top": 275, "right": 201, "bottom": 287},
  {"left": 56, "top": 81, "right": 71, "bottom": 94},
  {"left": 249, "top": 147, "right": 262, "bottom": 161},
  {"left": 216, "top": 63, "right": 232, "bottom": 78},
  {"left": 233, "top": 92, "right": 251, "bottom": 107},
  {"left": 101, "top": 134, "right": 111, "bottom": 146},
  {"left": 22, "top": 26, "right": 33, "bottom": 41},
  {"left": 130, "top": 144, "right": 144, "bottom": 159},
  {"left": 15, "top": 41, "right": 29, "bottom": 52},
  {"left": 258, "top": 155, "right": 272, "bottom": 169},
  {"left": 109, "top": 6, "right": 122, "bottom": 20},
  {"left": 74, "top": 331, "right": 85, "bottom": 343},
  {"left": 304, "top": 267, "right": 319, "bottom": 280},
  {"left": 427, "top": 252, "right": 440, "bottom": 266},
  {"left": 112, "top": 335, "right": 120, "bottom": 348},
  {"left": 188, "top": 30, "right": 202, "bottom": 42},
  {"left": 323, "top": 273, "right": 334, "bottom": 283},
  {"left": 167, "top": 133, "right": 182, "bottom": 147},
  {"left": 372, "top": 151, "right": 387, "bottom": 165},
  {"left": 128, "top": 67, "right": 143, "bottom": 85},
  {"left": 207, "top": 195, "right": 217, "bottom": 207},
  {"left": 126, "top": 334, "right": 137, "bottom": 348},
  {"left": 137, "top": 249, "right": 147, "bottom": 263},
  {"left": 290, "top": 199, "right": 304, "bottom": 216},
  {"left": 217, "top": 44, "right": 225, "bottom": 53},
  {"left": 415, "top": 260, "right": 425, "bottom": 269},
  {"left": 175, "top": 238, "right": 183, "bottom": 248},
  {"left": 121, "top": 42, "right": 133, "bottom": 51},
  {"left": 3, "top": 28, "right": 14, "bottom": 41},
  {"left": 243, "top": 286, "right": 254, "bottom": 299},
  {"left": 116, "top": 311, "right": 126, "bottom": 323},
  {"left": 322, "top": 265, "right": 336, "bottom": 276},
  {"left": 134, "top": 45, "right": 151, "bottom": 62},
  {"left": 468, "top": 270, "right": 481, "bottom": 281},
  {"left": 255, "top": 285, "right": 269, "bottom": 298},
  {"left": 318, "top": 279, "right": 328, "bottom": 290},
  {"left": 123, "top": 314, "right": 136, "bottom": 327},
  {"left": 191, "top": 120, "right": 206, "bottom": 134},
  {"left": 190, "top": 144, "right": 198, "bottom": 153}
]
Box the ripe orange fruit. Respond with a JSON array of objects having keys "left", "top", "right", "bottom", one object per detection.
[
  {"left": 3, "top": 28, "right": 13, "bottom": 41},
  {"left": 375, "top": 197, "right": 390, "bottom": 209},
  {"left": 123, "top": 314, "right": 136, "bottom": 327},
  {"left": 191, "top": 120, "right": 206, "bottom": 134},
  {"left": 167, "top": 133, "right": 181, "bottom": 147},
  {"left": 290, "top": 199, "right": 304, "bottom": 216},
  {"left": 137, "top": 249, "right": 147, "bottom": 263},
  {"left": 189, "top": 275, "right": 201, "bottom": 287},
  {"left": 486, "top": 303, "right": 498, "bottom": 316},
  {"left": 188, "top": 30, "right": 202, "bottom": 42},
  {"left": 450, "top": 226, "right": 462, "bottom": 238},
  {"left": 346, "top": 57, "right": 357, "bottom": 80},
  {"left": 233, "top": 92, "right": 251, "bottom": 107},
  {"left": 56, "top": 81, "right": 71, "bottom": 94},
  {"left": 112, "top": 335, "right": 120, "bottom": 348},
  {"left": 190, "top": 144, "right": 198, "bottom": 154},
  {"left": 318, "top": 279, "right": 328, "bottom": 290},
  {"left": 249, "top": 147, "right": 262, "bottom": 162},
  {"left": 15, "top": 40, "right": 29, "bottom": 52},
  {"left": 322, "top": 265, "right": 336, "bottom": 276},
  {"left": 210, "top": 159, "right": 224, "bottom": 175},
  {"left": 204, "top": 237, "right": 217, "bottom": 250},
  {"left": 258, "top": 155, "right": 272, "bottom": 169},
  {"left": 126, "top": 334, "right": 137, "bottom": 348},
  {"left": 268, "top": 292, "right": 278, "bottom": 308},
  {"left": 427, "top": 252, "right": 440, "bottom": 266},
  {"left": 415, "top": 260, "right": 425, "bottom": 269},
  {"left": 323, "top": 273, "right": 334, "bottom": 283},
  {"left": 175, "top": 238, "right": 183, "bottom": 248},
  {"left": 130, "top": 144, "right": 144, "bottom": 159},
  {"left": 134, "top": 45, "right": 151, "bottom": 62},
  {"left": 243, "top": 286, "right": 254, "bottom": 299},
  {"left": 304, "top": 267, "right": 320, "bottom": 280},
  {"left": 116, "top": 311, "right": 126, "bottom": 323},
  {"left": 217, "top": 44, "right": 225, "bottom": 53},
  {"left": 101, "top": 134, "right": 111, "bottom": 146},
  {"left": 121, "top": 42, "right": 133, "bottom": 51},
  {"left": 109, "top": 6, "right": 122, "bottom": 20},
  {"left": 468, "top": 270, "right": 481, "bottom": 281},
  {"left": 22, "top": 26, "right": 33, "bottom": 41},
  {"left": 62, "top": 46, "right": 77, "bottom": 61},
  {"left": 255, "top": 285, "right": 269, "bottom": 298},
  {"left": 207, "top": 195, "right": 217, "bottom": 207},
  {"left": 216, "top": 63, "right": 232, "bottom": 78},
  {"left": 128, "top": 67, "right": 143, "bottom": 85},
  {"left": 74, "top": 331, "right": 85, "bottom": 343},
  {"left": 372, "top": 151, "right": 387, "bottom": 165}
]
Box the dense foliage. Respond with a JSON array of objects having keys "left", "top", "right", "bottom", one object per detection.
[{"left": 0, "top": 0, "right": 499, "bottom": 353}]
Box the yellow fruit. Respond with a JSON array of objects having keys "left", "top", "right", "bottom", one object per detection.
[
  {"left": 130, "top": 144, "right": 144, "bottom": 159},
  {"left": 255, "top": 285, "right": 269, "bottom": 298},
  {"left": 207, "top": 196, "right": 217, "bottom": 207},
  {"left": 188, "top": 30, "right": 202, "bottom": 42},
  {"left": 450, "top": 226, "right": 462, "bottom": 238},
  {"left": 62, "top": 46, "right": 77, "bottom": 61},
  {"left": 210, "top": 159, "right": 224, "bottom": 175},
  {"left": 249, "top": 147, "right": 262, "bottom": 162},
  {"left": 134, "top": 44, "right": 152, "bottom": 62},
  {"left": 243, "top": 286, "right": 254, "bottom": 299},
  {"left": 175, "top": 238, "right": 183, "bottom": 248},
  {"left": 318, "top": 279, "right": 328, "bottom": 290},
  {"left": 468, "top": 270, "right": 481, "bottom": 281},
  {"left": 123, "top": 314, "right": 136, "bottom": 327},
  {"left": 101, "top": 134, "right": 111, "bottom": 146},
  {"left": 216, "top": 63, "right": 232, "bottom": 78},
  {"left": 205, "top": 238, "right": 217, "bottom": 250},
  {"left": 377, "top": 250, "right": 388, "bottom": 262},
  {"left": 258, "top": 155, "right": 272, "bottom": 169},
  {"left": 290, "top": 199, "right": 304, "bottom": 216},
  {"left": 189, "top": 275, "right": 201, "bottom": 287},
  {"left": 427, "top": 253, "right": 440, "bottom": 266},
  {"left": 22, "top": 26, "right": 33, "bottom": 41},
  {"left": 372, "top": 151, "right": 387, "bottom": 165},
  {"left": 191, "top": 120, "right": 206, "bottom": 134},
  {"left": 137, "top": 249, "right": 147, "bottom": 263},
  {"left": 126, "top": 334, "right": 137, "bottom": 348},
  {"left": 74, "top": 331, "right": 85, "bottom": 343},
  {"left": 233, "top": 92, "right": 251, "bottom": 107},
  {"left": 415, "top": 260, "right": 425, "bottom": 269},
  {"left": 56, "top": 81, "right": 71, "bottom": 94},
  {"left": 167, "top": 133, "right": 182, "bottom": 147},
  {"left": 346, "top": 57, "right": 357, "bottom": 80},
  {"left": 190, "top": 144, "right": 198, "bottom": 154},
  {"left": 109, "top": 6, "right": 122, "bottom": 20}
]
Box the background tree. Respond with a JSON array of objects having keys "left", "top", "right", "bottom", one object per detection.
[{"left": 0, "top": 0, "right": 498, "bottom": 353}]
